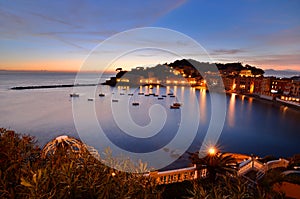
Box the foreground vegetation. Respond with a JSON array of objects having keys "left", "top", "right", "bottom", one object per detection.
[
  {"left": 0, "top": 129, "right": 161, "bottom": 198},
  {"left": 1, "top": 128, "right": 299, "bottom": 198}
]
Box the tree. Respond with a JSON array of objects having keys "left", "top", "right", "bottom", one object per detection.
[{"left": 189, "top": 150, "right": 237, "bottom": 183}]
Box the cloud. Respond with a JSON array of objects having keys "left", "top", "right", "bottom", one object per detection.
[
  {"left": 244, "top": 53, "right": 300, "bottom": 70},
  {"left": 29, "top": 12, "right": 76, "bottom": 27},
  {"left": 255, "top": 26, "right": 300, "bottom": 47},
  {"left": 210, "top": 48, "right": 246, "bottom": 55},
  {"left": 0, "top": 1, "right": 186, "bottom": 39}
]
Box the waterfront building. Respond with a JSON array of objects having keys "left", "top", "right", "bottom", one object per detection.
[
  {"left": 239, "top": 69, "right": 253, "bottom": 77},
  {"left": 290, "top": 81, "right": 300, "bottom": 97},
  {"left": 234, "top": 76, "right": 255, "bottom": 94},
  {"left": 270, "top": 78, "right": 292, "bottom": 95},
  {"left": 222, "top": 76, "right": 236, "bottom": 91}
]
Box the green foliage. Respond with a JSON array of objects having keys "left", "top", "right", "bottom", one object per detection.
[
  {"left": 288, "top": 153, "right": 300, "bottom": 168},
  {"left": 160, "top": 181, "right": 192, "bottom": 199},
  {"left": 0, "top": 128, "right": 41, "bottom": 198},
  {"left": 189, "top": 175, "right": 286, "bottom": 199},
  {"left": 0, "top": 128, "right": 295, "bottom": 198},
  {"left": 188, "top": 151, "right": 286, "bottom": 198},
  {"left": 0, "top": 128, "right": 162, "bottom": 199},
  {"left": 189, "top": 152, "right": 238, "bottom": 183}
]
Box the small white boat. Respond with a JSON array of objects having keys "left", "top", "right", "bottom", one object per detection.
[
  {"left": 170, "top": 105, "right": 180, "bottom": 109},
  {"left": 70, "top": 93, "right": 79, "bottom": 97},
  {"left": 172, "top": 102, "right": 181, "bottom": 107},
  {"left": 170, "top": 102, "right": 181, "bottom": 109}
]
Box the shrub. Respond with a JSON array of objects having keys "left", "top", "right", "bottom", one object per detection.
[{"left": 0, "top": 128, "right": 162, "bottom": 199}]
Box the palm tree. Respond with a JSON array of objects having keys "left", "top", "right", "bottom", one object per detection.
[{"left": 189, "top": 150, "right": 237, "bottom": 183}]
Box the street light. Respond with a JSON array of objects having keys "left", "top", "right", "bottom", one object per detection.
[{"left": 208, "top": 147, "right": 217, "bottom": 156}]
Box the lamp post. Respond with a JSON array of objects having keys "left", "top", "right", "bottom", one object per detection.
[{"left": 208, "top": 147, "right": 217, "bottom": 156}]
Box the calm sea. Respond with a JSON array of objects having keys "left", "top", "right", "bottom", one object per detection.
[{"left": 0, "top": 71, "right": 300, "bottom": 169}]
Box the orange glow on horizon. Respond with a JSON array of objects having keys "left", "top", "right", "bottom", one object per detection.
[
  {"left": 1, "top": 58, "right": 299, "bottom": 73},
  {"left": 0, "top": 59, "right": 117, "bottom": 73}
]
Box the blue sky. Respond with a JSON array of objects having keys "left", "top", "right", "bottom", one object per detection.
[{"left": 0, "top": 0, "right": 299, "bottom": 71}]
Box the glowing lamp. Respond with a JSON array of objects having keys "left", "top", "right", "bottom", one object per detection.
[{"left": 208, "top": 147, "right": 217, "bottom": 156}]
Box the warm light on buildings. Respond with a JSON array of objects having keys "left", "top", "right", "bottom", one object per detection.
[
  {"left": 120, "top": 78, "right": 129, "bottom": 83},
  {"left": 232, "top": 83, "right": 236, "bottom": 90},
  {"left": 249, "top": 83, "right": 254, "bottom": 94}
]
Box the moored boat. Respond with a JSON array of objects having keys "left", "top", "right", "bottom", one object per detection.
[
  {"left": 172, "top": 102, "right": 181, "bottom": 107},
  {"left": 170, "top": 105, "right": 180, "bottom": 109},
  {"left": 170, "top": 102, "right": 181, "bottom": 109},
  {"left": 70, "top": 93, "right": 79, "bottom": 97}
]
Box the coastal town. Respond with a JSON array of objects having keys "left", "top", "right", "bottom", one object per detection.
[{"left": 105, "top": 59, "right": 300, "bottom": 107}]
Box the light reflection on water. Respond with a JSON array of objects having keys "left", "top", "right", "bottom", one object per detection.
[
  {"left": 1, "top": 75, "right": 300, "bottom": 168},
  {"left": 227, "top": 93, "right": 236, "bottom": 127}
]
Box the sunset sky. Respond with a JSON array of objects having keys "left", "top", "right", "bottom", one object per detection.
[{"left": 0, "top": 0, "right": 299, "bottom": 71}]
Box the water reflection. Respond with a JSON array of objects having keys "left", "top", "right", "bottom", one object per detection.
[
  {"left": 1, "top": 81, "right": 300, "bottom": 161},
  {"left": 247, "top": 97, "right": 253, "bottom": 111},
  {"left": 227, "top": 93, "right": 236, "bottom": 127},
  {"left": 199, "top": 89, "right": 207, "bottom": 124},
  {"left": 173, "top": 86, "right": 177, "bottom": 96}
]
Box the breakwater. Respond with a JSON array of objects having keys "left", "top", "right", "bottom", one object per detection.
[{"left": 11, "top": 83, "right": 100, "bottom": 90}]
